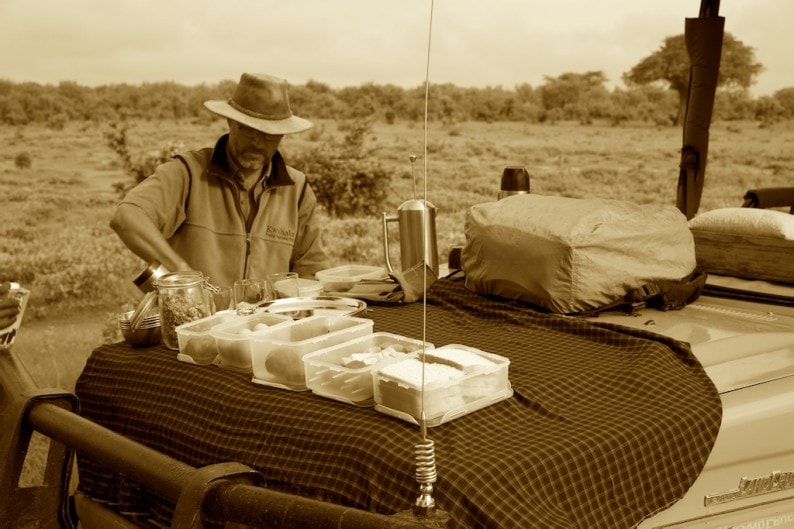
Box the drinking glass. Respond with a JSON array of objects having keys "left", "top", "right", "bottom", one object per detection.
[
  {"left": 211, "top": 286, "right": 233, "bottom": 313},
  {"left": 268, "top": 272, "right": 300, "bottom": 299},
  {"left": 233, "top": 279, "right": 269, "bottom": 315}
]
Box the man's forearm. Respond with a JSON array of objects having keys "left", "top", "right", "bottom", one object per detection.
[{"left": 110, "top": 204, "right": 192, "bottom": 272}]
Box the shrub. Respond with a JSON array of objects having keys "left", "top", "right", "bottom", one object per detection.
[
  {"left": 104, "top": 121, "right": 183, "bottom": 196},
  {"left": 14, "top": 152, "right": 32, "bottom": 170},
  {"left": 291, "top": 119, "right": 392, "bottom": 218},
  {"left": 321, "top": 216, "right": 383, "bottom": 264}
]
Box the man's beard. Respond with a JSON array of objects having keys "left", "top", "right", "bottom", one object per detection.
[{"left": 236, "top": 149, "right": 268, "bottom": 170}]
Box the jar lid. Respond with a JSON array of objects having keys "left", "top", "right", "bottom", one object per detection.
[
  {"left": 154, "top": 271, "right": 205, "bottom": 288},
  {"left": 130, "top": 291, "right": 159, "bottom": 331}
]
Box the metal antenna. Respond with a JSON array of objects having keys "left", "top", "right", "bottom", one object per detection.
[
  {"left": 414, "top": 0, "right": 442, "bottom": 520},
  {"left": 410, "top": 154, "right": 418, "bottom": 201}
]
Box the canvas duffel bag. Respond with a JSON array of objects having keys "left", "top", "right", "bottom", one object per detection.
[{"left": 461, "top": 194, "right": 698, "bottom": 314}]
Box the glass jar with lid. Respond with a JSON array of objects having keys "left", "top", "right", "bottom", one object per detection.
[{"left": 155, "top": 272, "right": 212, "bottom": 350}]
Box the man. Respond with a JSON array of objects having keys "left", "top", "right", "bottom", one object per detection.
[{"left": 110, "top": 73, "right": 330, "bottom": 288}]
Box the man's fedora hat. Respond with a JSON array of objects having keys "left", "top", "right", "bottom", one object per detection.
[{"left": 204, "top": 73, "right": 312, "bottom": 135}]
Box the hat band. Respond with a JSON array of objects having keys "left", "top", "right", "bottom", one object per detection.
[{"left": 228, "top": 99, "right": 292, "bottom": 121}]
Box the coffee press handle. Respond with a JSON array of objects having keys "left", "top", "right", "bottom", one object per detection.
[{"left": 382, "top": 212, "right": 398, "bottom": 274}]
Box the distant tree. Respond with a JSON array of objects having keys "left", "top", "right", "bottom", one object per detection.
[
  {"left": 512, "top": 83, "right": 543, "bottom": 122},
  {"left": 57, "top": 81, "right": 91, "bottom": 120},
  {"left": 623, "top": 32, "right": 763, "bottom": 125},
  {"left": 539, "top": 71, "right": 610, "bottom": 123},
  {"left": 755, "top": 95, "right": 785, "bottom": 125},
  {"left": 608, "top": 86, "right": 678, "bottom": 125},
  {"left": 713, "top": 89, "right": 756, "bottom": 121},
  {"left": 424, "top": 83, "right": 468, "bottom": 123},
  {"left": 292, "top": 80, "right": 343, "bottom": 120},
  {"left": 0, "top": 95, "right": 28, "bottom": 125},
  {"left": 773, "top": 87, "right": 794, "bottom": 119}
]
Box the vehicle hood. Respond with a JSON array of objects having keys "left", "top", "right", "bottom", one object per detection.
[{"left": 592, "top": 294, "right": 794, "bottom": 394}]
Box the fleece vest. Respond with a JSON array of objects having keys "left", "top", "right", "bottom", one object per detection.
[{"left": 164, "top": 148, "right": 325, "bottom": 288}]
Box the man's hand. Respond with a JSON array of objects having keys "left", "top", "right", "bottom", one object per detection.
[{"left": 0, "top": 282, "right": 22, "bottom": 330}]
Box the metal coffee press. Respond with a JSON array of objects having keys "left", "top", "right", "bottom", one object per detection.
[
  {"left": 382, "top": 155, "right": 439, "bottom": 276},
  {"left": 498, "top": 166, "right": 530, "bottom": 200}
]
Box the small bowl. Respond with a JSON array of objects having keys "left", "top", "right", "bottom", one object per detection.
[
  {"left": 119, "top": 310, "right": 162, "bottom": 347},
  {"left": 120, "top": 321, "right": 162, "bottom": 347}
]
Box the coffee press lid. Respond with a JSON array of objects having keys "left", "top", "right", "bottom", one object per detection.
[
  {"left": 500, "top": 166, "right": 530, "bottom": 192},
  {"left": 398, "top": 198, "right": 436, "bottom": 211}
]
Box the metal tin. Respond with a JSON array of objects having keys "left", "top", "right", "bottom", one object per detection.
[{"left": 133, "top": 261, "right": 170, "bottom": 293}]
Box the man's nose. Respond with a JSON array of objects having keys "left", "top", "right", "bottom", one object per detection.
[{"left": 251, "top": 132, "right": 268, "bottom": 147}]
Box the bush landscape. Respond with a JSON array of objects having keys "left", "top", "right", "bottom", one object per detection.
[{"left": 2, "top": 116, "right": 794, "bottom": 396}]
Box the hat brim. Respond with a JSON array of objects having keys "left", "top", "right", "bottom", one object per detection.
[{"left": 204, "top": 100, "right": 313, "bottom": 135}]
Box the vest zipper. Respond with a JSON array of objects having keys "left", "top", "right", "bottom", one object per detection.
[
  {"left": 244, "top": 233, "right": 252, "bottom": 274},
  {"left": 230, "top": 180, "right": 250, "bottom": 279}
]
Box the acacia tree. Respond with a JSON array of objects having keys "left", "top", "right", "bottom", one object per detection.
[{"left": 623, "top": 32, "right": 763, "bottom": 125}]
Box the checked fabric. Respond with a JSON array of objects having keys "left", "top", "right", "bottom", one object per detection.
[{"left": 75, "top": 277, "right": 722, "bottom": 528}]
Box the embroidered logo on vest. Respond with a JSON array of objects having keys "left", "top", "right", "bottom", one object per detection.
[{"left": 265, "top": 225, "right": 296, "bottom": 243}]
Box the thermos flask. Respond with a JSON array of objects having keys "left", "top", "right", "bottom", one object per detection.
[{"left": 498, "top": 166, "right": 530, "bottom": 200}]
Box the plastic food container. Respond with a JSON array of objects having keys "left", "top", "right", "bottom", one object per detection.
[
  {"left": 373, "top": 344, "right": 513, "bottom": 427},
  {"left": 249, "top": 315, "right": 374, "bottom": 391},
  {"left": 210, "top": 312, "right": 293, "bottom": 372},
  {"left": 176, "top": 312, "right": 239, "bottom": 365},
  {"left": 303, "top": 332, "right": 433, "bottom": 406},
  {"left": 315, "top": 265, "right": 387, "bottom": 292},
  {"left": 272, "top": 277, "right": 323, "bottom": 298}
]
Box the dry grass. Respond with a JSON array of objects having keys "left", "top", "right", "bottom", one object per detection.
[{"left": 1, "top": 118, "right": 793, "bottom": 393}]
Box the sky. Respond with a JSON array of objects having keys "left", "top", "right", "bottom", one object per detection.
[{"left": 1, "top": 0, "right": 792, "bottom": 97}]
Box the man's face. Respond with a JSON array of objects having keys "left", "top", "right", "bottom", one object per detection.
[{"left": 227, "top": 119, "right": 283, "bottom": 172}]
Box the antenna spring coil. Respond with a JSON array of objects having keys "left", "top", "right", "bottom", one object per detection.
[
  {"left": 414, "top": 437, "right": 438, "bottom": 511},
  {"left": 415, "top": 437, "right": 438, "bottom": 484}
]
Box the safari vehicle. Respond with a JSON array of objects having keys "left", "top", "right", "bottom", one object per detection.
[
  {"left": 1, "top": 0, "right": 793, "bottom": 528},
  {"left": 605, "top": 274, "right": 794, "bottom": 529}
]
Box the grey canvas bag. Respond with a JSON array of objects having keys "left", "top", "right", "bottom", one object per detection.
[{"left": 461, "top": 195, "right": 698, "bottom": 315}]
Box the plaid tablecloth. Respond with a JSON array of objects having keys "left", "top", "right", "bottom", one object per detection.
[{"left": 75, "top": 277, "right": 722, "bottom": 528}]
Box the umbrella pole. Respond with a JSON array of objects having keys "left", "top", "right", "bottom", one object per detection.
[
  {"left": 700, "top": 0, "right": 720, "bottom": 18},
  {"left": 676, "top": 0, "right": 723, "bottom": 219}
]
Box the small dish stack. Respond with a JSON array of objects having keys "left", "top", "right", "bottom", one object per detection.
[{"left": 119, "top": 310, "right": 162, "bottom": 348}]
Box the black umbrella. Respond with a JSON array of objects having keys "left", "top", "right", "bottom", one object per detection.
[{"left": 676, "top": 0, "right": 724, "bottom": 219}]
